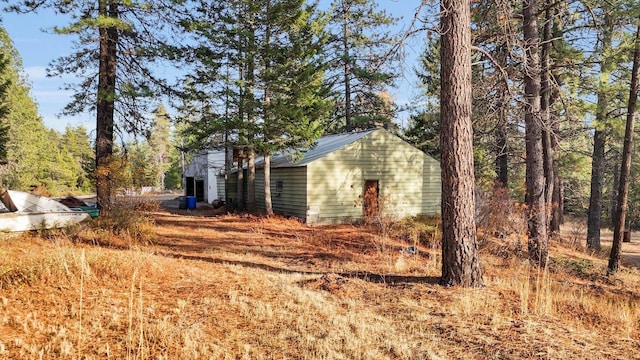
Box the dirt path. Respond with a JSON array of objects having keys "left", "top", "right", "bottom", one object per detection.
[{"left": 593, "top": 228, "right": 640, "bottom": 267}]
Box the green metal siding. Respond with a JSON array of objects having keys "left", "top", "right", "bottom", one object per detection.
[
  {"left": 266, "top": 167, "right": 308, "bottom": 218},
  {"left": 307, "top": 129, "right": 441, "bottom": 223},
  {"left": 226, "top": 175, "right": 238, "bottom": 207},
  {"left": 216, "top": 175, "right": 226, "bottom": 201},
  {"left": 238, "top": 167, "right": 308, "bottom": 219}
]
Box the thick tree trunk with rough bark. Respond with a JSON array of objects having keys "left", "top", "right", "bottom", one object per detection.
[
  {"left": 264, "top": 154, "right": 273, "bottom": 215},
  {"left": 541, "top": 7, "right": 554, "bottom": 235},
  {"left": 95, "top": 0, "right": 118, "bottom": 213},
  {"left": 587, "top": 14, "right": 613, "bottom": 251},
  {"left": 610, "top": 163, "right": 619, "bottom": 226},
  {"left": 587, "top": 129, "right": 606, "bottom": 250},
  {"left": 609, "top": 23, "right": 640, "bottom": 274},
  {"left": 550, "top": 171, "right": 563, "bottom": 232},
  {"left": 523, "top": 0, "right": 548, "bottom": 267},
  {"left": 439, "top": 0, "right": 483, "bottom": 287},
  {"left": 247, "top": 148, "right": 256, "bottom": 212},
  {"left": 236, "top": 149, "right": 244, "bottom": 211}
]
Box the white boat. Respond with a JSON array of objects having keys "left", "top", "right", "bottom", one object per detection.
[{"left": 0, "top": 190, "right": 91, "bottom": 232}]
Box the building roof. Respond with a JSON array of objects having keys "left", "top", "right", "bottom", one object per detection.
[{"left": 259, "top": 129, "right": 378, "bottom": 169}]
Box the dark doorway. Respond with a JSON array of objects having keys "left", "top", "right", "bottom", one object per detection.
[
  {"left": 363, "top": 180, "right": 379, "bottom": 217},
  {"left": 185, "top": 177, "right": 195, "bottom": 196},
  {"left": 195, "top": 180, "right": 205, "bottom": 202}
]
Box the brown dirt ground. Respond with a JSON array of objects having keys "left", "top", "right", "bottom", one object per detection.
[
  {"left": 599, "top": 228, "right": 640, "bottom": 267},
  {"left": 1, "top": 199, "right": 640, "bottom": 359}
]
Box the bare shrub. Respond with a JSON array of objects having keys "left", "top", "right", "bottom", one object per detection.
[
  {"left": 392, "top": 214, "right": 441, "bottom": 249},
  {"left": 80, "top": 196, "right": 158, "bottom": 247},
  {"left": 355, "top": 190, "right": 396, "bottom": 252},
  {"left": 476, "top": 183, "right": 526, "bottom": 241},
  {"left": 562, "top": 219, "right": 586, "bottom": 250}
]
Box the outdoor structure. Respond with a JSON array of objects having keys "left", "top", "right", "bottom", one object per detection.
[
  {"left": 227, "top": 128, "right": 441, "bottom": 224},
  {"left": 183, "top": 150, "right": 228, "bottom": 204}
]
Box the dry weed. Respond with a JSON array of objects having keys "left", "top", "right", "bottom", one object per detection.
[
  {"left": 77, "top": 196, "right": 158, "bottom": 248},
  {"left": 477, "top": 183, "right": 526, "bottom": 241},
  {"left": 1, "top": 211, "right": 639, "bottom": 359}
]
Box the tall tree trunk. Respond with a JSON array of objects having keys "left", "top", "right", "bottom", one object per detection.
[
  {"left": 541, "top": 6, "right": 554, "bottom": 235},
  {"left": 247, "top": 148, "right": 256, "bottom": 212},
  {"left": 587, "top": 130, "right": 606, "bottom": 250},
  {"left": 608, "top": 23, "right": 640, "bottom": 274},
  {"left": 439, "top": 0, "right": 483, "bottom": 287},
  {"left": 246, "top": 11, "right": 257, "bottom": 213},
  {"left": 610, "top": 162, "right": 620, "bottom": 226},
  {"left": 523, "top": 0, "right": 548, "bottom": 267},
  {"left": 236, "top": 149, "right": 244, "bottom": 211},
  {"left": 494, "top": 44, "right": 509, "bottom": 188},
  {"left": 342, "top": 5, "right": 352, "bottom": 132},
  {"left": 548, "top": 5, "right": 565, "bottom": 234},
  {"left": 263, "top": 0, "right": 273, "bottom": 216},
  {"left": 264, "top": 154, "right": 272, "bottom": 215},
  {"left": 95, "top": 0, "right": 118, "bottom": 213},
  {"left": 550, "top": 169, "right": 563, "bottom": 231},
  {"left": 587, "top": 13, "right": 614, "bottom": 251}
]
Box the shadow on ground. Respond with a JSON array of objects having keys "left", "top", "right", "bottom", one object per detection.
[{"left": 148, "top": 200, "right": 439, "bottom": 286}]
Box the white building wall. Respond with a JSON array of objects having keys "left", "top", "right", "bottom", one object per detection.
[{"left": 183, "top": 150, "right": 228, "bottom": 203}]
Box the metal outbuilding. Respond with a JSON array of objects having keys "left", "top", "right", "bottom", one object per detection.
[{"left": 226, "top": 128, "right": 441, "bottom": 224}]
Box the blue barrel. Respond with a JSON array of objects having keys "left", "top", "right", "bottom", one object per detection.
[{"left": 186, "top": 196, "right": 197, "bottom": 210}]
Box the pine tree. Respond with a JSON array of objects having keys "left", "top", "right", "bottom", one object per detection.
[
  {"left": 148, "top": 104, "right": 172, "bottom": 190},
  {"left": 609, "top": 22, "right": 640, "bottom": 274},
  {"left": 522, "top": 0, "right": 548, "bottom": 268},
  {"left": 0, "top": 27, "right": 51, "bottom": 191},
  {"left": 258, "top": 0, "right": 331, "bottom": 214},
  {"left": 325, "top": 0, "right": 398, "bottom": 132},
  {"left": 0, "top": 51, "right": 10, "bottom": 166},
  {"left": 181, "top": 0, "right": 330, "bottom": 214},
  {"left": 61, "top": 126, "right": 94, "bottom": 192},
  {"left": 6, "top": 0, "right": 185, "bottom": 210},
  {"left": 439, "top": 0, "right": 483, "bottom": 287}
]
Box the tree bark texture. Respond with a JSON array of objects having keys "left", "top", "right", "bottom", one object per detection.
[
  {"left": 495, "top": 117, "right": 509, "bottom": 188},
  {"left": 587, "top": 129, "right": 606, "bottom": 250},
  {"left": 523, "top": 0, "right": 548, "bottom": 267},
  {"left": 609, "top": 23, "right": 640, "bottom": 274},
  {"left": 95, "top": 0, "right": 118, "bottom": 212},
  {"left": 247, "top": 148, "right": 256, "bottom": 212},
  {"left": 541, "top": 6, "right": 554, "bottom": 234},
  {"left": 236, "top": 149, "right": 244, "bottom": 211},
  {"left": 439, "top": 0, "right": 483, "bottom": 287},
  {"left": 342, "top": 9, "right": 352, "bottom": 132},
  {"left": 550, "top": 171, "right": 563, "bottom": 232},
  {"left": 610, "top": 163, "right": 619, "bottom": 226},
  {"left": 494, "top": 44, "right": 509, "bottom": 188},
  {"left": 264, "top": 154, "right": 273, "bottom": 215},
  {"left": 587, "top": 14, "right": 613, "bottom": 251}
]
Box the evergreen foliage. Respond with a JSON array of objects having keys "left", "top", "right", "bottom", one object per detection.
[
  {"left": 0, "top": 51, "right": 10, "bottom": 166},
  {"left": 324, "top": 0, "right": 399, "bottom": 132},
  {"left": 147, "top": 104, "right": 172, "bottom": 189},
  {"left": 4, "top": 0, "right": 185, "bottom": 209},
  {"left": 179, "top": 0, "right": 332, "bottom": 211}
]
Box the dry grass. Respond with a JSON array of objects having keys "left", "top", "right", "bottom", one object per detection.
[{"left": 1, "top": 207, "right": 640, "bottom": 359}]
